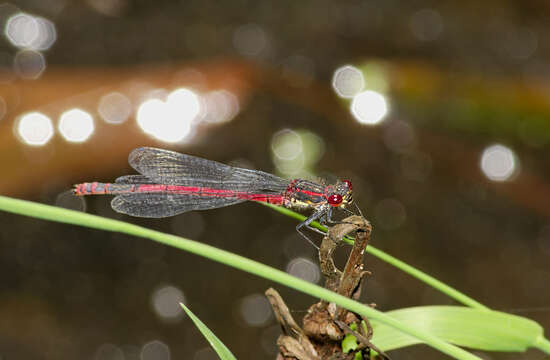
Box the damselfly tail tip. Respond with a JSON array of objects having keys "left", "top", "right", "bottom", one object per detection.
[
  {"left": 73, "top": 183, "right": 88, "bottom": 196},
  {"left": 72, "top": 184, "right": 82, "bottom": 195}
]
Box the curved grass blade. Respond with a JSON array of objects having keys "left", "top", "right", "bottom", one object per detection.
[
  {"left": 0, "top": 195, "right": 485, "bottom": 360},
  {"left": 262, "top": 203, "right": 488, "bottom": 310},
  {"left": 370, "top": 306, "right": 544, "bottom": 352},
  {"left": 180, "top": 303, "right": 236, "bottom": 360}
]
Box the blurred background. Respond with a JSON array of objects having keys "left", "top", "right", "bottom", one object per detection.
[{"left": 0, "top": 0, "right": 549, "bottom": 359}]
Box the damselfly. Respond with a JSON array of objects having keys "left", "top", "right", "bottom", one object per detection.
[{"left": 74, "top": 147, "right": 357, "bottom": 244}]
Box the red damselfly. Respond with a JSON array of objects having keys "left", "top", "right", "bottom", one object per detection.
[{"left": 74, "top": 147, "right": 357, "bottom": 245}]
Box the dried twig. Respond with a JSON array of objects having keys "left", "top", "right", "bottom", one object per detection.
[
  {"left": 266, "top": 288, "right": 319, "bottom": 360},
  {"left": 268, "top": 215, "right": 386, "bottom": 359},
  {"left": 332, "top": 216, "right": 372, "bottom": 320}
]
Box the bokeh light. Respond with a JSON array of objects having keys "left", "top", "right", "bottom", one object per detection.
[
  {"left": 503, "top": 27, "right": 538, "bottom": 60},
  {"left": 361, "top": 62, "right": 390, "bottom": 93},
  {"left": 332, "top": 65, "right": 364, "bottom": 98},
  {"left": 4, "top": 12, "right": 56, "bottom": 50},
  {"left": 239, "top": 293, "right": 272, "bottom": 327},
  {"left": 30, "top": 16, "right": 56, "bottom": 50},
  {"left": 167, "top": 88, "right": 201, "bottom": 117},
  {"left": 5, "top": 13, "right": 38, "bottom": 48},
  {"left": 94, "top": 343, "right": 124, "bottom": 360},
  {"left": 285, "top": 257, "right": 320, "bottom": 283},
  {"left": 271, "top": 129, "right": 324, "bottom": 177},
  {"left": 260, "top": 325, "right": 281, "bottom": 356},
  {"left": 16, "top": 111, "right": 54, "bottom": 146},
  {"left": 201, "top": 90, "right": 239, "bottom": 124},
  {"left": 233, "top": 23, "right": 268, "bottom": 56},
  {"left": 98, "top": 92, "right": 132, "bottom": 124},
  {"left": 58, "top": 108, "right": 95, "bottom": 143},
  {"left": 14, "top": 49, "right": 46, "bottom": 79},
  {"left": 141, "top": 340, "right": 170, "bottom": 360},
  {"left": 409, "top": 8, "right": 443, "bottom": 42},
  {"left": 137, "top": 99, "right": 167, "bottom": 136},
  {"left": 271, "top": 129, "right": 304, "bottom": 175},
  {"left": 300, "top": 131, "right": 325, "bottom": 163},
  {"left": 271, "top": 128, "right": 302, "bottom": 160},
  {"left": 383, "top": 119, "right": 416, "bottom": 153},
  {"left": 350, "top": 90, "right": 389, "bottom": 125},
  {"left": 151, "top": 285, "right": 185, "bottom": 321},
  {"left": 480, "top": 144, "right": 519, "bottom": 181},
  {"left": 144, "top": 88, "right": 169, "bottom": 101},
  {"left": 137, "top": 88, "right": 200, "bottom": 143}
]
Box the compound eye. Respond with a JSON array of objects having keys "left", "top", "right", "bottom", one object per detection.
[
  {"left": 343, "top": 180, "right": 352, "bottom": 190},
  {"left": 327, "top": 193, "right": 343, "bottom": 206}
]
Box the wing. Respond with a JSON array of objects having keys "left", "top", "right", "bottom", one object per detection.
[
  {"left": 111, "top": 192, "right": 246, "bottom": 218},
  {"left": 115, "top": 175, "right": 157, "bottom": 184},
  {"left": 127, "top": 147, "right": 288, "bottom": 193}
]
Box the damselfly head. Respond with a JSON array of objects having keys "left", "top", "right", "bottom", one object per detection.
[{"left": 326, "top": 179, "right": 353, "bottom": 207}]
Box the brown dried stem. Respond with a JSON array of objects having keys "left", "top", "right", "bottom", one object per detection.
[{"left": 268, "top": 215, "right": 388, "bottom": 359}]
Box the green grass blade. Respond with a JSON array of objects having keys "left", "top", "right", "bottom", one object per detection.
[
  {"left": 370, "top": 306, "right": 544, "bottom": 352},
  {"left": 180, "top": 303, "right": 236, "bottom": 360},
  {"left": 262, "top": 203, "right": 488, "bottom": 310},
  {"left": 535, "top": 337, "right": 550, "bottom": 353},
  {"left": 0, "top": 195, "right": 484, "bottom": 360}
]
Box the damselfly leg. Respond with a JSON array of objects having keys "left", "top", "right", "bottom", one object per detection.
[
  {"left": 325, "top": 205, "right": 362, "bottom": 225},
  {"left": 296, "top": 207, "right": 330, "bottom": 249},
  {"left": 296, "top": 203, "right": 366, "bottom": 249}
]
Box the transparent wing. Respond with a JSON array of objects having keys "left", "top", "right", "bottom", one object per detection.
[
  {"left": 115, "top": 175, "right": 156, "bottom": 184},
  {"left": 111, "top": 193, "right": 246, "bottom": 218},
  {"left": 128, "top": 147, "right": 288, "bottom": 193}
]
